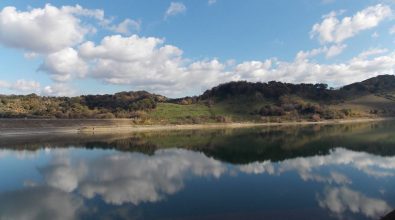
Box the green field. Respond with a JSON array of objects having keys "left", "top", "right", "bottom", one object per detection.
[
  {"left": 148, "top": 98, "right": 270, "bottom": 124},
  {"left": 148, "top": 103, "right": 213, "bottom": 124}
]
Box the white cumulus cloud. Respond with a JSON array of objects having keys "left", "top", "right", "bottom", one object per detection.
[
  {"left": 311, "top": 4, "right": 392, "bottom": 44},
  {"left": 76, "top": 34, "right": 229, "bottom": 96},
  {"left": 0, "top": 4, "right": 94, "bottom": 53},
  {"left": 233, "top": 50, "right": 395, "bottom": 87},
  {"left": 0, "top": 3, "right": 394, "bottom": 97},
  {"left": 42, "top": 83, "right": 78, "bottom": 97},
  {"left": 0, "top": 79, "right": 40, "bottom": 94},
  {"left": 79, "top": 35, "right": 168, "bottom": 62},
  {"left": 39, "top": 48, "right": 88, "bottom": 82}
]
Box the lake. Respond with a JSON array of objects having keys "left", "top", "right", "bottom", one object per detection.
[{"left": 0, "top": 121, "right": 395, "bottom": 220}]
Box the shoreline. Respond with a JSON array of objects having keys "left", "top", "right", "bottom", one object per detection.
[{"left": 0, "top": 117, "right": 393, "bottom": 137}]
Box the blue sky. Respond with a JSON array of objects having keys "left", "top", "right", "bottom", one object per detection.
[{"left": 0, "top": 0, "right": 394, "bottom": 97}]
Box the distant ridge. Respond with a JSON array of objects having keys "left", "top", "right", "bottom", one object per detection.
[
  {"left": 342, "top": 75, "right": 395, "bottom": 94},
  {"left": 199, "top": 74, "right": 395, "bottom": 102},
  {"left": 1, "top": 75, "right": 395, "bottom": 122}
]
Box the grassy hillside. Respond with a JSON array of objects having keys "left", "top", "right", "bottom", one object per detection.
[{"left": 1, "top": 75, "right": 395, "bottom": 123}]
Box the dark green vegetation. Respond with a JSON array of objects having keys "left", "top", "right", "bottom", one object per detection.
[
  {"left": 1, "top": 75, "right": 395, "bottom": 123},
  {"left": 0, "top": 91, "right": 165, "bottom": 120}
]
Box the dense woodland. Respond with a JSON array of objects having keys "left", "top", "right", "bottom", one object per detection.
[
  {"left": 0, "top": 91, "right": 165, "bottom": 119},
  {"left": 1, "top": 75, "right": 395, "bottom": 123}
]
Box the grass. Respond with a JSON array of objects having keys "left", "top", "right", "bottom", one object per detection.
[
  {"left": 336, "top": 94, "right": 395, "bottom": 116},
  {"left": 148, "top": 97, "right": 268, "bottom": 124},
  {"left": 148, "top": 103, "right": 213, "bottom": 124},
  {"left": 209, "top": 102, "right": 262, "bottom": 121},
  {"left": 146, "top": 93, "right": 395, "bottom": 124}
]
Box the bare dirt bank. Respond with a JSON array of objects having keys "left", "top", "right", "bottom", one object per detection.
[{"left": 0, "top": 118, "right": 393, "bottom": 137}]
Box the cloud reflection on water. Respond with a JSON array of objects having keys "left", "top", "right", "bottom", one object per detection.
[
  {"left": 238, "top": 148, "right": 395, "bottom": 179},
  {"left": 0, "top": 147, "right": 393, "bottom": 219},
  {"left": 41, "top": 149, "right": 226, "bottom": 205},
  {"left": 238, "top": 148, "right": 394, "bottom": 218},
  {"left": 317, "top": 186, "right": 391, "bottom": 218},
  {"left": 0, "top": 187, "right": 83, "bottom": 220}
]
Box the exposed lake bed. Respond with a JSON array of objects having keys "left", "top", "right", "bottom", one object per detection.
[
  {"left": 0, "top": 121, "right": 395, "bottom": 219},
  {"left": 0, "top": 118, "right": 390, "bottom": 137}
]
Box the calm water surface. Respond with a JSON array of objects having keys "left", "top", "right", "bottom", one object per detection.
[{"left": 1, "top": 122, "right": 395, "bottom": 220}]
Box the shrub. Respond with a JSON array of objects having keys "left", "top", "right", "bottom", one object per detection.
[
  {"left": 311, "top": 114, "right": 321, "bottom": 122},
  {"left": 215, "top": 115, "right": 232, "bottom": 123},
  {"left": 259, "top": 105, "right": 285, "bottom": 116}
]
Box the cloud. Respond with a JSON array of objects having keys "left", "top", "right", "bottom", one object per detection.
[
  {"left": 105, "top": 18, "right": 141, "bottom": 34},
  {"left": 317, "top": 186, "right": 391, "bottom": 218},
  {"left": 165, "top": 2, "right": 186, "bottom": 19},
  {"left": 80, "top": 36, "right": 394, "bottom": 96},
  {"left": 0, "top": 4, "right": 94, "bottom": 53},
  {"left": 0, "top": 79, "right": 77, "bottom": 96},
  {"left": 0, "top": 79, "right": 40, "bottom": 94},
  {"left": 311, "top": 4, "right": 392, "bottom": 44},
  {"left": 42, "top": 83, "right": 78, "bottom": 97},
  {"left": 79, "top": 35, "right": 184, "bottom": 89},
  {"left": 184, "top": 59, "right": 230, "bottom": 91},
  {"left": 39, "top": 47, "right": 88, "bottom": 82},
  {"left": 358, "top": 48, "right": 389, "bottom": 59},
  {"left": 325, "top": 44, "right": 347, "bottom": 58},
  {"left": 294, "top": 44, "right": 348, "bottom": 60},
  {"left": 233, "top": 50, "right": 395, "bottom": 87},
  {"left": 35, "top": 32, "right": 395, "bottom": 97},
  {"left": 11, "top": 79, "right": 41, "bottom": 92},
  {"left": 79, "top": 35, "right": 168, "bottom": 62},
  {"left": 0, "top": 4, "right": 394, "bottom": 97},
  {"left": 0, "top": 4, "right": 140, "bottom": 54},
  {"left": 77, "top": 34, "right": 229, "bottom": 96},
  {"left": 295, "top": 47, "right": 328, "bottom": 60},
  {"left": 61, "top": 4, "right": 104, "bottom": 20}
]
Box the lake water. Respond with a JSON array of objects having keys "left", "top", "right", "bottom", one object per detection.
[{"left": 0, "top": 122, "right": 395, "bottom": 220}]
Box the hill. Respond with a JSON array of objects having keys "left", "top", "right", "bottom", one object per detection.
[
  {"left": 342, "top": 75, "right": 395, "bottom": 95},
  {"left": 0, "top": 91, "right": 165, "bottom": 119},
  {"left": 1, "top": 75, "right": 395, "bottom": 124}
]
